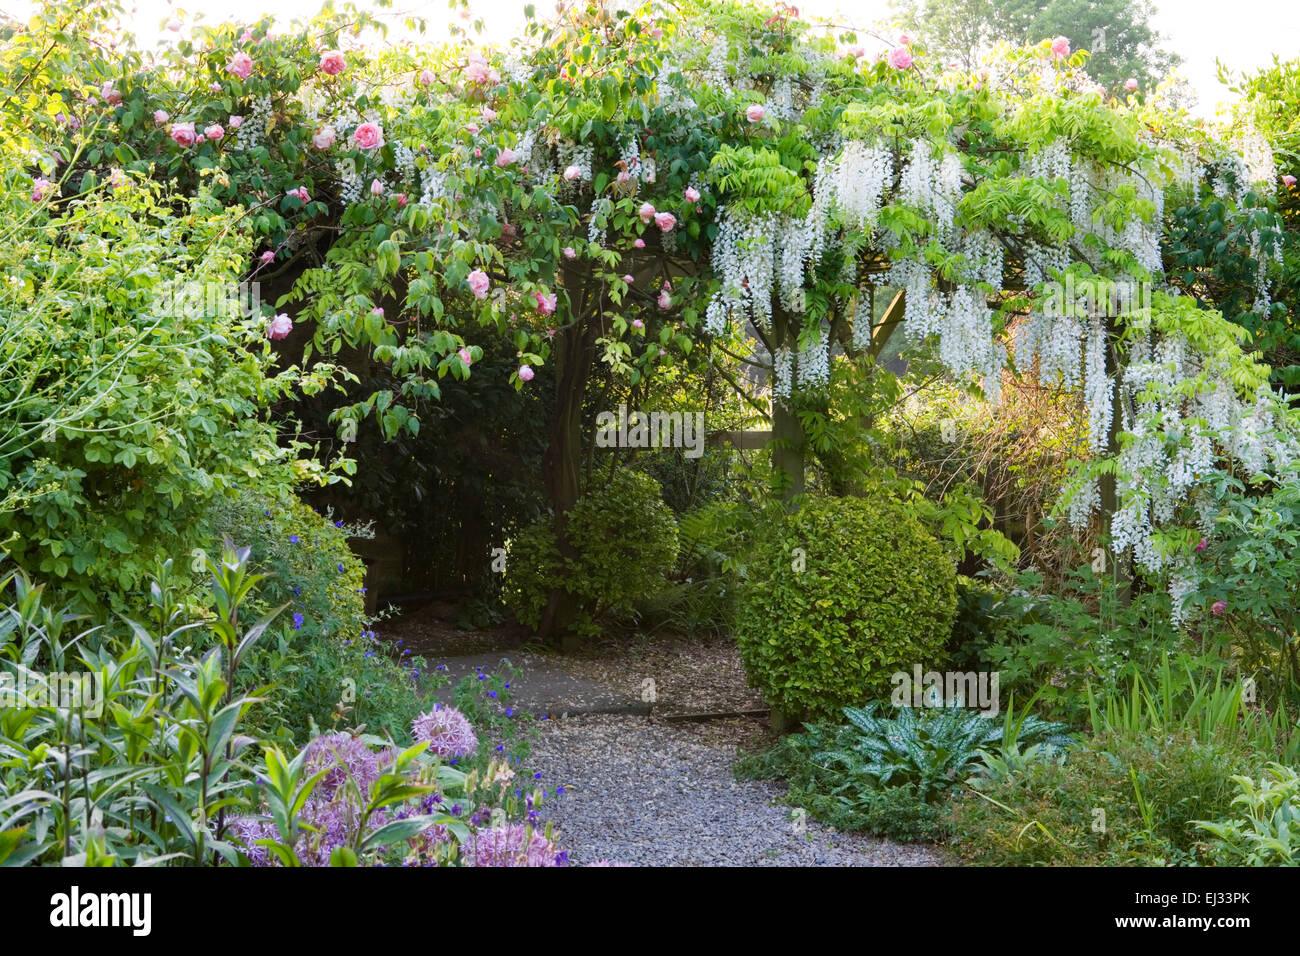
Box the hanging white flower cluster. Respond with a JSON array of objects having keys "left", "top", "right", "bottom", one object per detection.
[
  {"left": 703, "top": 37, "right": 731, "bottom": 93},
  {"left": 236, "top": 94, "right": 273, "bottom": 151},
  {"left": 1235, "top": 125, "right": 1276, "bottom": 188},
  {"left": 707, "top": 209, "right": 775, "bottom": 334},
  {"left": 337, "top": 157, "right": 364, "bottom": 205},
  {"left": 796, "top": 322, "right": 830, "bottom": 388},
  {"left": 587, "top": 196, "right": 613, "bottom": 245},
  {"left": 898, "top": 140, "right": 963, "bottom": 239},
  {"left": 773, "top": 345, "right": 794, "bottom": 399},
  {"left": 827, "top": 141, "right": 893, "bottom": 232},
  {"left": 1063, "top": 322, "right": 1300, "bottom": 574},
  {"left": 392, "top": 141, "right": 418, "bottom": 189}
]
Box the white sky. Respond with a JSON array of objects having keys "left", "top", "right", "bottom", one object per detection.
[{"left": 3, "top": 0, "right": 1298, "bottom": 117}]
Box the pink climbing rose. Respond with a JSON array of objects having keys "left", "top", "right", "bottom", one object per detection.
[
  {"left": 1284, "top": 175, "right": 1297, "bottom": 188},
  {"left": 204, "top": 124, "right": 224, "bottom": 141},
  {"left": 685, "top": 186, "right": 701, "bottom": 203},
  {"left": 658, "top": 290, "right": 672, "bottom": 309},
  {"left": 564, "top": 165, "right": 582, "bottom": 181},
  {"left": 1211, "top": 600, "right": 1227, "bottom": 616},
  {"left": 496, "top": 147, "right": 517, "bottom": 167},
  {"left": 563, "top": 246, "right": 577, "bottom": 259},
  {"left": 31, "top": 177, "right": 53, "bottom": 202},
  {"left": 319, "top": 50, "right": 347, "bottom": 76},
  {"left": 312, "top": 126, "right": 337, "bottom": 149},
  {"left": 227, "top": 51, "right": 254, "bottom": 79},
  {"left": 888, "top": 47, "right": 912, "bottom": 70},
  {"left": 745, "top": 104, "right": 765, "bottom": 122},
  {"left": 1050, "top": 36, "right": 1070, "bottom": 58},
  {"left": 458, "top": 347, "right": 473, "bottom": 365},
  {"left": 418, "top": 69, "right": 435, "bottom": 86},
  {"left": 534, "top": 291, "right": 557, "bottom": 314},
  {"left": 632, "top": 319, "right": 643, "bottom": 329},
  {"left": 634, "top": 238, "right": 646, "bottom": 249},
  {"left": 370, "top": 179, "right": 384, "bottom": 197},
  {"left": 260, "top": 250, "right": 275, "bottom": 264},
  {"left": 467, "top": 269, "right": 490, "bottom": 300},
  {"left": 353, "top": 122, "right": 384, "bottom": 150},
  {"left": 169, "top": 122, "right": 198, "bottom": 147},
  {"left": 228, "top": 114, "right": 243, "bottom": 129},
  {"left": 1125, "top": 78, "right": 1138, "bottom": 91},
  {"left": 653, "top": 211, "right": 676, "bottom": 232},
  {"left": 518, "top": 365, "right": 535, "bottom": 382},
  {"left": 266, "top": 313, "right": 292, "bottom": 339},
  {"left": 153, "top": 109, "right": 170, "bottom": 124},
  {"left": 639, "top": 202, "right": 656, "bottom": 223}
]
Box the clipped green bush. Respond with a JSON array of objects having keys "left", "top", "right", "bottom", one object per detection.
[
  {"left": 736, "top": 495, "right": 957, "bottom": 722},
  {"left": 505, "top": 469, "right": 678, "bottom": 637}
]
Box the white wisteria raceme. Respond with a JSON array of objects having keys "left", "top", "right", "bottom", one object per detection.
[
  {"left": 828, "top": 141, "right": 892, "bottom": 232},
  {"left": 796, "top": 322, "right": 830, "bottom": 388}
]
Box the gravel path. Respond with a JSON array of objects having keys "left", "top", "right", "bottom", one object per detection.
[{"left": 531, "top": 714, "right": 949, "bottom": 867}]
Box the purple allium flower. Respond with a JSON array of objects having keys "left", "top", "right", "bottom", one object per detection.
[
  {"left": 411, "top": 705, "right": 479, "bottom": 757},
  {"left": 464, "top": 824, "right": 562, "bottom": 867},
  {"left": 301, "top": 732, "right": 384, "bottom": 799}
]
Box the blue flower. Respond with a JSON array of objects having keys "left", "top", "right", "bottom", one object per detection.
[
  {"left": 292, "top": 585, "right": 301, "bottom": 597},
  {"left": 534, "top": 771, "right": 543, "bottom": 780},
  {"left": 292, "top": 613, "right": 304, "bottom": 630},
  {"left": 335, "top": 520, "right": 344, "bottom": 528},
  {"left": 505, "top": 708, "right": 514, "bottom": 717},
  {"left": 289, "top": 534, "right": 300, "bottom": 544},
  {"left": 337, "top": 563, "right": 345, "bottom": 573}
]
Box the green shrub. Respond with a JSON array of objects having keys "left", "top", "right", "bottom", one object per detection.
[
  {"left": 505, "top": 469, "right": 678, "bottom": 637},
  {"left": 1196, "top": 763, "right": 1300, "bottom": 866},
  {"left": 952, "top": 729, "right": 1256, "bottom": 865},
  {"left": 202, "top": 490, "right": 432, "bottom": 742},
  {"left": 0, "top": 173, "right": 325, "bottom": 614},
  {"left": 735, "top": 495, "right": 958, "bottom": 721}
]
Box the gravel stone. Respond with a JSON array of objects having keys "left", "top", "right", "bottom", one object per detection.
[{"left": 531, "top": 714, "right": 949, "bottom": 867}]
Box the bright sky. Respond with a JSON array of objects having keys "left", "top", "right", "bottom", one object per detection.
[{"left": 3, "top": 0, "right": 1297, "bottom": 117}]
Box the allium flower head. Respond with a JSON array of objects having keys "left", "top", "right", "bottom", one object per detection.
[
  {"left": 465, "top": 824, "right": 561, "bottom": 867},
  {"left": 301, "top": 731, "right": 385, "bottom": 798},
  {"left": 411, "top": 704, "right": 479, "bottom": 757}
]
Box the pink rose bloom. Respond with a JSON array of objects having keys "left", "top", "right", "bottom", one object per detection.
[
  {"left": 654, "top": 211, "right": 676, "bottom": 232},
  {"left": 496, "top": 147, "right": 517, "bottom": 167},
  {"left": 657, "top": 290, "right": 671, "bottom": 309},
  {"left": 319, "top": 50, "right": 347, "bottom": 76},
  {"left": 418, "top": 69, "right": 435, "bottom": 86},
  {"left": 209, "top": 82, "right": 223, "bottom": 93},
  {"left": 534, "top": 292, "right": 557, "bottom": 314},
  {"left": 518, "top": 364, "right": 535, "bottom": 382},
  {"left": 458, "top": 347, "right": 473, "bottom": 365},
  {"left": 1194, "top": 537, "right": 1207, "bottom": 552},
  {"left": 847, "top": 45, "right": 865, "bottom": 58},
  {"left": 685, "top": 186, "right": 701, "bottom": 203},
  {"left": 154, "top": 109, "right": 170, "bottom": 124},
  {"left": 204, "top": 124, "right": 224, "bottom": 141},
  {"left": 563, "top": 246, "right": 576, "bottom": 259},
  {"left": 564, "top": 165, "right": 581, "bottom": 181},
  {"left": 372, "top": 307, "right": 384, "bottom": 317},
  {"left": 396, "top": 193, "right": 408, "bottom": 207},
  {"left": 101, "top": 82, "right": 122, "bottom": 106},
  {"left": 239, "top": 29, "right": 253, "bottom": 43},
  {"left": 312, "top": 126, "right": 337, "bottom": 149},
  {"left": 463, "top": 56, "right": 494, "bottom": 84},
  {"left": 266, "top": 313, "right": 293, "bottom": 339},
  {"left": 370, "top": 179, "right": 384, "bottom": 197},
  {"left": 745, "top": 104, "right": 765, "bottom": 123},
  {"left": 1283, "top": 175, "right": 1297, "bottom": 188},
  {"left": 260, "top": 250, "right": 275, "bottom": 264},
  {"left": 467, "top": 269, "right": 490, "bottom": 300},
  {"left": 1124, "top": 78, "right": 1138, "bottom": 91},
  {"left": 167, "top": 19, "right": 182, "bottom": 32},
  {"left": 898, "top": 33, "right": 912, "bottom": 46},
  {"left": 286, "top": 186, "right": 310, "bottom": 202},
  {"left": 634, "top": 238, "right": 646, "bottom": 249},
  {"left": 632, "top": 319, "right": 644, "bottom": 329},
  {"left": 481, "top": 107, "right": 497, "bottom": 122},
  {"left": 1211, "top": 600, "right": 1227, "bottom": 616},
  {"left": 228, "top": 114, "right": 243, "bottom": 129},
  {"left": 227, "top": 51, "right": 254, "bottom": 79},
  {"left": 31, "top": 177, "right": 53, "bottom": 202},
  {"left": 617, "top": 170, "right": 632, "bottom": 186},
  {"left": 195, "top": 133, "right": 206, "bottom": 143},
  {"left": 639, "top": 202, "right": 656, "bottom": 223},
  {"left": 474, "top": 148, "right": 482, "bottom": 158},
  {"left": 888, "top": 47, "right": 913, "bottom": 70},
  {"left": 623, "top": 274, "right": 634, "bottom": 284},
  {"left": 1094, "top": 84, "right": 1106, "bottom": 95},
  {"left": 465, "top": 123, "right": 480, "bottom": 135},
  {"left": 169, "top": 122, "right": 198, "bottom": 147},
  {"left": 353, "top": 122, "right": 384, "bottom": 150},
  {"left": 1050, "top": 36, "right": 1070, "bottom": 59}
]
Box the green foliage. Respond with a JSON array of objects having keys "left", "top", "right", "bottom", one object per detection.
[
  {"left": 736, "top": 699, "right": 1067, "bottom": 840},
  {"left": 199, "top": 490, "right": 432, "bottom": 742},
  {"left": 952, "top": 729, "right": 1257, "bottom": 865},
  {"left": 1196, "top": 763, "right": 1300, "bottom": 866},
  {"left": 735, "top": 494, "right": 958, "bottom": 720},
  {"left": 506, "top": 469, "right": 678, "bottom": 637}
]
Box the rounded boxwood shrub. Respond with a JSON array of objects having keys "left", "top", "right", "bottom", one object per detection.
[
  {"left": 736, "top": 495, "right": 957, "bottom": 722},
  {"left": 505, "top": 469, "right": 678, "bottom": 637}
]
